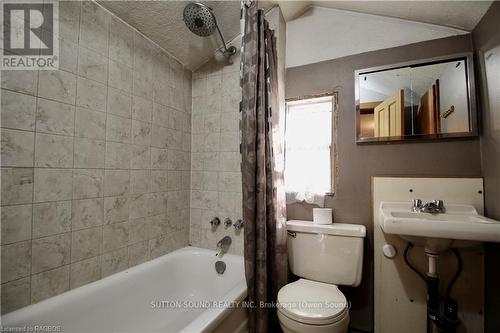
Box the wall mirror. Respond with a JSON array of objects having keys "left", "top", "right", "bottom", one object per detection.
[{"left": 355, "top": 53, "right": 477, "bottom": 143}]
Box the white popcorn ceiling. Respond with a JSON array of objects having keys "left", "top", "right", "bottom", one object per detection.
[
  {"left": 99, "top": 1, "right": 493, "bottom": 70},
  {"left": 98, "top": 1, "right": 242, "bottom": 71}
]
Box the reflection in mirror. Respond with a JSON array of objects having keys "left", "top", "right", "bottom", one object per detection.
[{"left": 356, "top": 54, "right": 477, "bottom": 143}]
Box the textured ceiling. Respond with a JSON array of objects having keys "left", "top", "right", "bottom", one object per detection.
[
  {"left": 98, "top": 1, "right": 492, "bottom": 71},
  {"left": 272, "top": 1, "right": 493, "bottom": 31},
  {"left": 98, "top": 1, "right": 241, "bottom": 70}
]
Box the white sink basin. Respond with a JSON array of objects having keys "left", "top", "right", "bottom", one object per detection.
[{"left": 379, "top": 202, "right": 500, "bottom": 251}]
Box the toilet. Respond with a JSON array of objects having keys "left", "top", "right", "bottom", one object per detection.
[{"left": 277, "top": 220, "right": 366, "bottom": 333}]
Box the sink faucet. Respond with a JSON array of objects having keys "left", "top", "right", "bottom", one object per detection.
[
  {"left": 412, "top": 199, "right": 445, "bottom": 214},
  {"left": 216, "top": 236, "right": 232, "bottom": 256}
]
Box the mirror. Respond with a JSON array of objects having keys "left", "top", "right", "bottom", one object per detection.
[{"left": 355, "top": 53, "right": 477, "bottom": 143}]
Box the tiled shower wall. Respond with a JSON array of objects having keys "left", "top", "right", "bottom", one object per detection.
[
  {"left": 189, "top": 50, "right": 243, "bottom": 255},
  {"left": 0, "top": 1, "right": 191, "bottom": 313}
]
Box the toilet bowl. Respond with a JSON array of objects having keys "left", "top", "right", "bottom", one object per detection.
[
  {"left": 277, "top": 220, "right": 366, "bottom": 333},
  {"left": 277, "top": 279, "right": 349, "bottom": 333}
]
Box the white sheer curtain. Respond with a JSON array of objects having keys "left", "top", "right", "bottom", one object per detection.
[{"left": 284, "top": 97, "right": 332, "bottom": 207}]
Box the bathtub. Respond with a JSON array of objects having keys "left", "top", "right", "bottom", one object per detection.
[{"left": 1, "top": 247, "right": 248, "bottom": 333}]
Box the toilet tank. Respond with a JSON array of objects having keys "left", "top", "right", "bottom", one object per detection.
[{"left": 286, "top": 220, "right": 366, "bottom": 287}]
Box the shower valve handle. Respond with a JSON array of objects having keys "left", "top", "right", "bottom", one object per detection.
[{"left": 210, "top": 217, "right": 221, "bottom": 227}]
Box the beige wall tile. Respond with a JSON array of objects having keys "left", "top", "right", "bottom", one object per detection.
[
  {"left": 130, "top": 170, "right": 151, "bottom": 194},
  {"left": 104, "top": 170, "right": 130, "bottom": 197},
  {"left": 1, "top": 204, "right": 32, "bottom": 244},
  {"left": 109, "top": 60, "right": 133, "bottom": 93},
  {"left": 128, "top": 241, "right": 149, "bottom": 267},
  {"left": 109, "top": 17, "right": 133, "bottom": 67},
  {"left": 1, "top": 129, "right": 34, "bottom": 167},
  {"left": 38, "top": 70, "right": 77, "bottom": 105},
  {"left": 31, "top": 266, "right": 70, "bottom": 303},
  {"left": 74, "top": 108, "right": 106, "bottom": 140},
  {"left": 34, "top": 168, "right": 72, "bottom": 202},
  {"left": 1, "top": 241, "right": 31, "bottom": 282},
  {"left": 72, "top": 169, "right": 103, "bottom": 199},
  {"left": 71, "top": 198, "right": 104, "bottom": 230},
  {"left": 106, "top": 114, "right": 132, "bottom": 143},
  {"left": 34, "top": 133, "right": 73, "bottom": 168},
  {"left": 76, "top": 77, "right": 107, "bottom": 112},
  {"left": 107, "top": 88, "right": 132, "bottom": 118},
  {"left": 105, "top": 142, "right": 131, "bottom": 169},
  {"left": 33, "top": 201, "right": 72, "bottom": 238},
  {"left": 130, "top": 145, "right": 150, "bottom": 169},
  {"left": 104, "top": 196, "right": 129, "bottom": 224},
  {"left": 132, "top": 96, "right": 153, "bottom": 121},
  {"left": 58, "top": 37, "right": 78, "bottom": 74},
  {"left": 74, "top": 138, "right": 105, "bottom": 168},
  {"left": 103, "top": 221, "right": 129, "bottom": 252},
  {"left": 31, "top": 233, "right": 71, "bottom": 273},
  {"left": 36, "top": 99, "right": 75, "bottom": 136},
  {"left": 1, "top": 71, "right": 38, "bottom": 96},
  {"left": 101, "top": 247, "right": 128, "bottom": 277},
  {"left": 1, "top": 89, "right": 36, "bottom": 131},
  {"left": 71, "top": 226, "right": 102, "bottom": 262},
  {"left": 1, "top": 277, "right": 31, "bottom": 314},
  {"left": 78, "top": 46, "right": 108, "bottom": 84},
  {"left": 70, "top": 256, "right": 101, "bottom": 289},
  {"left": 131, "top": 120, "right": 151, "bottom": 146},
  {"left": 1, "top": 168, "right": 33, "bottom": 205}
]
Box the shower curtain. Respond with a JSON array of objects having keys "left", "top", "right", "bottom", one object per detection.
[{"left": 240, "top": 2, "right": 288, "bottom": 332}]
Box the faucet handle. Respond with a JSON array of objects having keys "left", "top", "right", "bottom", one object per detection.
[
  {"left": 224, "top": 218, "right": 232, "bottom": 228},
  {"left": 234, "top": 219, "right": 244, "bottom": 230},
  {"left": 412, "top": 199, "right": 423, "bottom": 211},
  {"left": 210, "top": 217, "right": 221, "bottom": 227},
  {"left": 434, "top": 200, "right": 445, "bottom": 211}
]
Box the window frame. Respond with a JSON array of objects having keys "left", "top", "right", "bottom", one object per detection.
[{"left": 284, "top": 92, "right": 338, "bottom": 196}]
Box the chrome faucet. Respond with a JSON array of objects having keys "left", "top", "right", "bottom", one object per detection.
[
  {"left": 233, "top": 219, "right": 244, "bottom": 230},
  {"left": 217, "top": 236, "right": 232, "bottom": 248},
  {"left": 412, "top": 199, "right": 445, "bottom": 214},
  {"left": 216, "top": 236, "right": 232, "bottom": 256}
]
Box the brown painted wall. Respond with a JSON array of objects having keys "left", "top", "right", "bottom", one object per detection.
[
  {"left": 285, "top": 34, "right": 483, "bottom": 331},
  {"left": 472, "top": 2, "right": 500, "bottom": 332}
]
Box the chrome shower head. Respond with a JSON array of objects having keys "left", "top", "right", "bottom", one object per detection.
[
  {"left": 183, "top": 2, "right": 217, "bottom": 37},
  {"left": 183, "top": 2, "right": 237, "bottom": 57}
]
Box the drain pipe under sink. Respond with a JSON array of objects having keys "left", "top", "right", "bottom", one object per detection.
[{"left": 404, "top": 243, "right": 461, "bottom": 333}]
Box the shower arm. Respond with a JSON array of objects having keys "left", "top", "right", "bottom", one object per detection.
[{"left": 214, "top": 23, "right": 234, "bottom": 56}]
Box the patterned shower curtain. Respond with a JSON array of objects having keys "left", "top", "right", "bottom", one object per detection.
[{"left": 240, "top": 2, "right": 288, "bottom": 332}]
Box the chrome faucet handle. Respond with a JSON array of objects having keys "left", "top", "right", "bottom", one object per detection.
[
  {"left": 412, "top": 199, "right": 423, "bottom": 212},
  {"left": 210, "top": 217, "right": 221, "bottom": 227},
  {"left": 434, "top": 200, "right": 444, "bottom": 208},
  {"left": 224, "top": 218, "right": 232, "bottom": 228},
  {"left": 234, "top": 219, "right": 244, "bottom": 230},
  {"left": 433, "top": 200, "right": 445, "bottom": 213}
]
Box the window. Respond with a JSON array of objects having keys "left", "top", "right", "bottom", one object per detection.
[{"left": 284, "top": 94, "right": 335, "bottom": 206}]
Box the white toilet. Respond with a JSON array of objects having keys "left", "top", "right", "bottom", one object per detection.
[{"left": 277, "top": 220, "right": 366, "bottom": 333}]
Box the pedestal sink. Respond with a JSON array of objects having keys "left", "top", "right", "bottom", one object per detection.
[{"left": 379, "top": 201, "right": 500, "bottom": 252}]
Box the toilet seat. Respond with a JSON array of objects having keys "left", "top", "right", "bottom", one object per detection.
[{"left": 277, "top": 279, "right": 348, "bottom": 325}]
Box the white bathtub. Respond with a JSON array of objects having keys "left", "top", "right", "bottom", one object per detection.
[{"left": 1, "top": 247, "right": 248, "bottom": 333}]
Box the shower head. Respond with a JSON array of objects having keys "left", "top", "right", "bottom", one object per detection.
[
  {"left": 183, "top": 2, "right": 237, "bottom": 57},
  {"left": 183, "top": 2, "right": 217, "bottom": 37}
]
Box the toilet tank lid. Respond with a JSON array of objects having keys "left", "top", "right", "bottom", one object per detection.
[{"left": 286, "top": 220, "right": 366, "bottom": 238}]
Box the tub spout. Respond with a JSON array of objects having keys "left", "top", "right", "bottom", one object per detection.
[
  {"left": 216, "top": 236, "right": 232, "bottom": 256},
  {"left": 217, "top": 236, "right": 232, "bottom": 248}
]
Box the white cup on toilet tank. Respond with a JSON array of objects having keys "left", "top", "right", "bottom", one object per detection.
[{"left": 313, "top": 208, "right": 333, "bottom": 225}]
